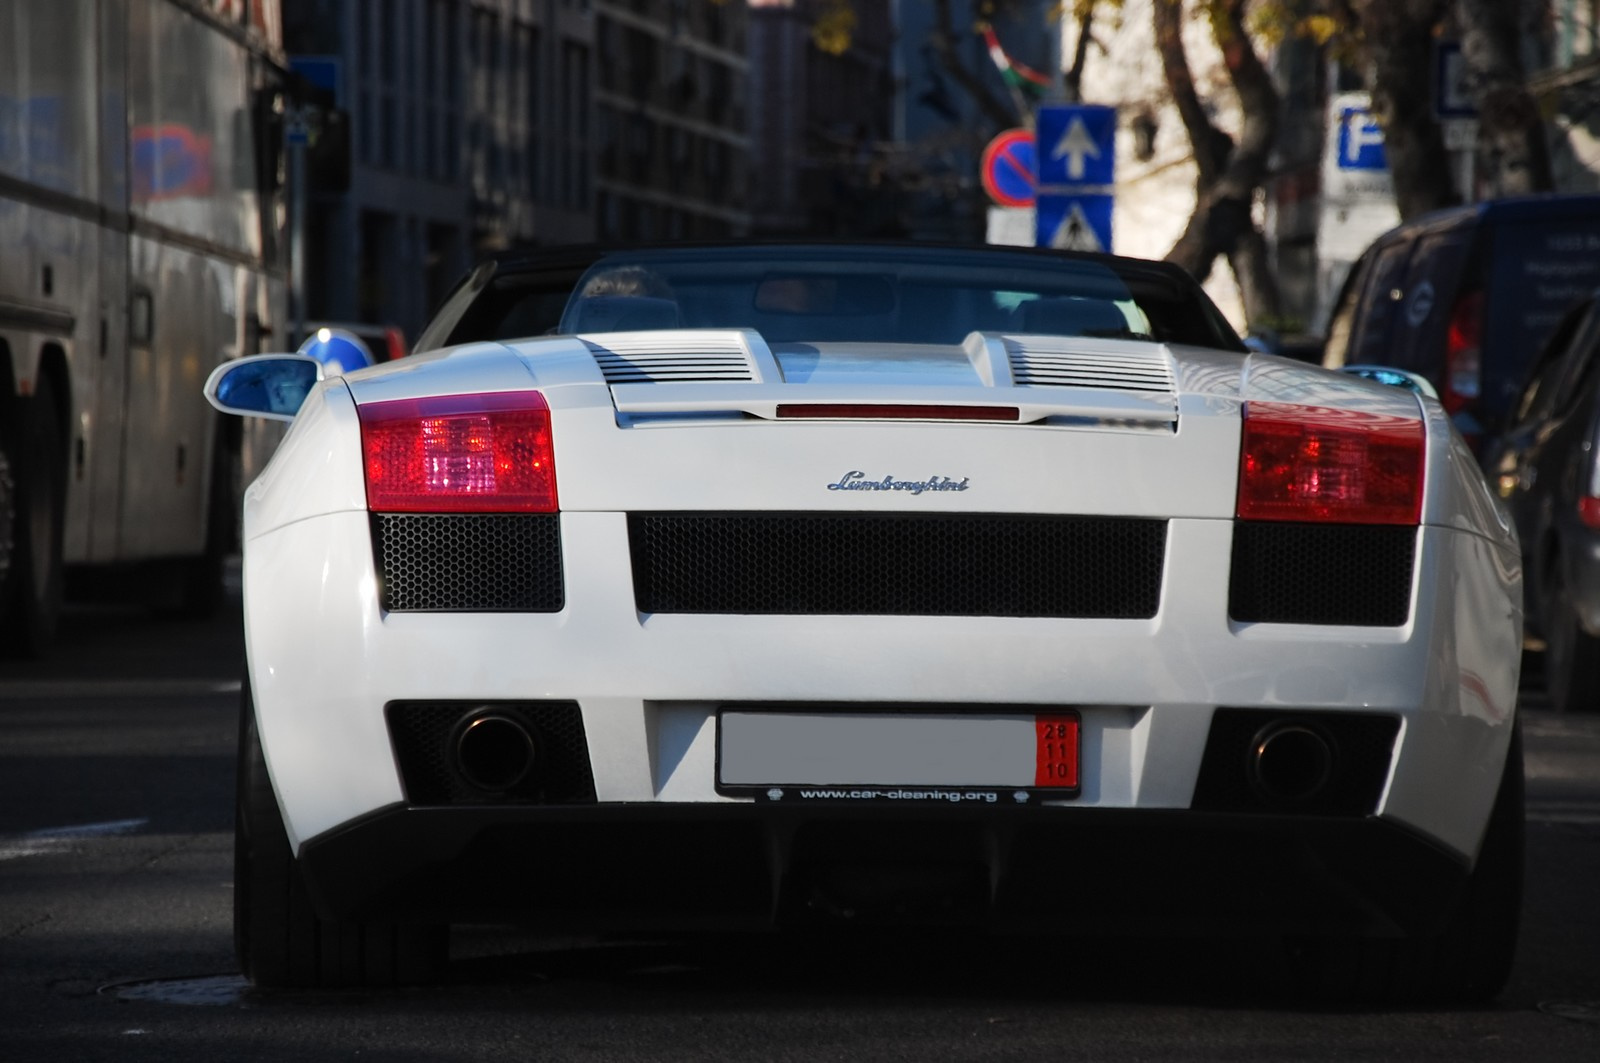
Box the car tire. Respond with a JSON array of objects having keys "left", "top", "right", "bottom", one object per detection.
[
  {"left": 0, "top": 375, "right": 65, "bottom": 659},
  {"left": 1543, "top": 583, "right": 1600, "bottom": 713},
  {"left": 235, "top": 677, "right": 448, "bottom": 988},
  {"left": 1286, "top": 719, "right": 1523, "bottom": 1005}
]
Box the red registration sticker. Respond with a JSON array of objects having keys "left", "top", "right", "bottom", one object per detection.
[{"left": 1035, "top": 714, "right": 1080, "bottom": 788}]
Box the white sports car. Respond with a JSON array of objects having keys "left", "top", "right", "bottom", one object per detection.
[{"left": 207, "top": 243, "right": 1523, "bottom": 1002}]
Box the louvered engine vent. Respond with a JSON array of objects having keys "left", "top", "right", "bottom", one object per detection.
[
  {"left": 586, "top": 333, "right": 759, "bottom": 384},
  {"left": 1003, "top": 337, "right": 1175, "bottom": 394}
]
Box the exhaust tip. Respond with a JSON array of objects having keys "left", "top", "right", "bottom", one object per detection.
[
  {"left": 452, "top": 713, "right": 537, "bottom": 793},
  {"left": 1248, "top": 723, "right": 1335, "bottom": 805}
]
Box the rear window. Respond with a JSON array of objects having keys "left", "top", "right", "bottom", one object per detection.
[
  {"left": 557, "top": 246, "right": 1244, "bottom": 350},
  {"left": 1484, "top": 220, "right": 1600, "bottom": 406}
]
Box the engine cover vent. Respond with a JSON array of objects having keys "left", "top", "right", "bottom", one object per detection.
[
  {"left": 1002, "top": 336, "right": 1175, "bottom": 394},
  {"left": 584, "top": 329, "right": 778, "bottom": 385}
]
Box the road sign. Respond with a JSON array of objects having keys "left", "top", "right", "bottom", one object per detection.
[
  {"left": 1034, "top": 103, "right": 1115, "bottom": 251},
  {"left": 1434, "top": 40, "right": 1477, "bottom": 118},
  {"left": 1036, "top": 195, "right": 1112, "bottom": 253},
  {"left": 1335, "top": 105, "right": 1387, "bottom": 171},
  {"left": 981, "top": 129, "right": 1036, "bottom": 208},
  {"left": 290, "top": 55, "right": 343, "bottom": 106},
  {"left": 1037, "top": 104, "right": 1115, "bottom": 187}
]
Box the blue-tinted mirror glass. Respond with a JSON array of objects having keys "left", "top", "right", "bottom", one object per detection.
[{"left": 215, "top": 358, "right": 319, "bottom": 417}]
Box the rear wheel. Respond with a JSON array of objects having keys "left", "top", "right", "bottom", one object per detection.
[
  {"left": 235, "top": 677, "right": 448, "bottom": 987},
  {"left": 1543, "top": 582, "right": 1600, "bottom": 713},
  {"left": 0, "top": 375, "right": 65, "bottom": 658},
  {"left": 1285, "top": 720, "right": 1524, "bottom": 1005}
]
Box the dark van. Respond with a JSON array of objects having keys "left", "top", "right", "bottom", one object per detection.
[{"left": 1321, "top": 194, "right": 1600, "bottom": 450}]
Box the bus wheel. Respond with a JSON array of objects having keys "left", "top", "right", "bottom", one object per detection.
[{"left": 0, "top": 375, "right": 66, "bottom": 658}]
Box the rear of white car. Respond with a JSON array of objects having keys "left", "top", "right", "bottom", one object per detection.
[{"left": 219, "top": 246, "right": 1522, "bottom": 1001}]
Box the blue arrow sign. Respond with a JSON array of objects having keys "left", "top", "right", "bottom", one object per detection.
[
  {"left": 1037, "top": 104, "right": 1116, "bottom": 188},
  {"left": 1035, "top": 103, "right": 1116, "bottom": 250}
]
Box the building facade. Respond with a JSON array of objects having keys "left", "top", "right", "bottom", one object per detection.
[
  {"left": 593, "top": 0, "right": 752, "bottom": 241},
  {"left": 747, "top": 0, "right": 895, "bottom": 236}
]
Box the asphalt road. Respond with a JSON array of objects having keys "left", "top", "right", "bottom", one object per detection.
[{"left": 1, "top": 570, "right": 1598, "bottom": 1062}]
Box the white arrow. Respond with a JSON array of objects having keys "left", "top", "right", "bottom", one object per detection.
[{"left": 1052, "top": 116, "right": 1101, "bottom": 181}]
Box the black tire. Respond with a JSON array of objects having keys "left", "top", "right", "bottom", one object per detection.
[
  {"left": 1543, "top": 582, "right": 1600, "bottom": 713},
  {"left": 235, "top": 677, "right": 448, "bottom": 988},
  {"left": 1286, "top": 720, "right": 1524, "bottom": 1005},
  {"left": 0, "top": 375, "right": 65, "bottom": 659}
]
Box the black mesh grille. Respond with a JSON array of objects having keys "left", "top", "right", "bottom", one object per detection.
[
  {"left": 386, "top": 701, "right": 596, "bottom": 805},
  {"left": 629, "top": 513, "right": 1166, "bottom": 617},
  {"left": 1191, "top": 709, "right": 1401, "bottom": 816},
  {"left": 1229, "top": 523, "right": 1415, "bottom": 626},
  {"left": 373, "top": 514, "right": 563, "bottom": 612}
]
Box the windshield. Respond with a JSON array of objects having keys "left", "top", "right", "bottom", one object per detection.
[{"left": 551, "top": 246, "right": 1242, "bottom": 350}]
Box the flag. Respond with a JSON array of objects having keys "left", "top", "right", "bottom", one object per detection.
[{"left": 979, "top": 23, "right": 1053, "bottom": 97}]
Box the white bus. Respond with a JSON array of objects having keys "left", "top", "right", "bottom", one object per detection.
[{"left": 0, "top": 0, "right": 289, "bottom": 655}]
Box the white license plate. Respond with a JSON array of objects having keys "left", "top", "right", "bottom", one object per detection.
[{"left": 715, "top": 710, "right": 1079, "bottom": 802}]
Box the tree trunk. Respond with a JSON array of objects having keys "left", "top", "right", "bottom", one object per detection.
[
  {"left": 1350, "top": 0, "right": 1461, "bottom": 218},
  {"left": 1455, "top": 0, "right": 1554, "bottom": 196},
  {"left": 1153, "top": 0, "right": 1282, "bottom": 326}
]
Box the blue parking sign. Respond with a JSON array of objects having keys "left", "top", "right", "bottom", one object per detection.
[{"left": 1336, "top": 106, "right": 1387, "bottom": 171}]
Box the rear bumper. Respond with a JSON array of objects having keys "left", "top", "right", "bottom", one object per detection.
[{"left": 298, "top": 802, "right": 1469, "bottom": 939}]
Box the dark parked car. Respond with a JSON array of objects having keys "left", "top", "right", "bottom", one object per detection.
[
  {"left": 1322, "top": 194, "right": 1600, "bottom": 453},
  {"left": 1486, "top": 293, "right": 1600, "bottom": 712}
]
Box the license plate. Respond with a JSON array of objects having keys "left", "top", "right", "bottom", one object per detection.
[{"left": 715, "top": 709, "right": 1080, "bottom": 803}]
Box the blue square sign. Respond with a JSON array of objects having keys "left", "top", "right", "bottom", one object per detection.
[
  {"left": 1335, "top": 106, "right": 1387, "bottom": 171},
  {"left": 1036, "top": 193, "right": 1113, "bottom": 253},
  {"left": 1036, "top": 104, "right": 1116, "bottom": 188}
]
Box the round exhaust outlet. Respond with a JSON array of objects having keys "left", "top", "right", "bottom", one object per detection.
[
  {"left": 452, "top": 713, "right": 538, "bottom": 792},
  {"left": 1248, "top": 723, "right": 1335, "bottom": 805}
]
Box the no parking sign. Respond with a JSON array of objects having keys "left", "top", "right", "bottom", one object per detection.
[{"left": 981, "top": 129, "right": 1036, "bottom": 208}]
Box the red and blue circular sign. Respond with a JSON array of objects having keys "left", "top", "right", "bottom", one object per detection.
[{"left": 981, "top": 129, "right": 1036, "bottom": 208}]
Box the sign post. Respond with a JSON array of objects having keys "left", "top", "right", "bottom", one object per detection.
[{"left": 1034, "top": 104, "right": 1116, "bottom": 252}]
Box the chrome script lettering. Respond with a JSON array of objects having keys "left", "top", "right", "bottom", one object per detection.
[{"left": 826, "top": 470, "right": 970, "bottom": 495}]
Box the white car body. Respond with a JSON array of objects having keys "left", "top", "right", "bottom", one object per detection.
[
  {"left": 246, "top": 336, "right": 1519, "bottom": 853},
  {"left": 212, "top": 245, "right": 1523, "bottom": 999}
]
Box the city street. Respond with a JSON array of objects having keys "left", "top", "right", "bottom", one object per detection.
[{"left": 1, "top": 570, "right": 1598, "bottom": 1061}]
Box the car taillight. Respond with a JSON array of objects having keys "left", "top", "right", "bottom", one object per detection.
[
  {"left": 1237, "top": 402, "right": 1424, "bottom": 524},
  {"left": 359, "top": 391, "right": 558, "bottom": 512},
  {"left": 1443, "top": 290, "right": 1483, "bottom": 415},
  {"left": 1581, "top": 497, "right": 1600, "bottom": 530}
]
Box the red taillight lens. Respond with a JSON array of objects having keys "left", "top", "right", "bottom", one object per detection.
[
  {"left": 775, "top": 404, "right": 1020, "bottom": 421},
  {"left": 1580, "top": 496, "right": 1600, "bottom": 530},
  {"left": 1443, "top": 290, "right": 1483, "bottom": 415},
  {"left": 359, "top": 391, "right": 557, "bottom": 512},
  {"left": 1237, "top": 402, "right": 1424, "bottom": 524}
]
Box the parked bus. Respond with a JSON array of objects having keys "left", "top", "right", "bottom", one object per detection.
[{"left": 0, "top": 0, "right": 289, "bottom": 655}]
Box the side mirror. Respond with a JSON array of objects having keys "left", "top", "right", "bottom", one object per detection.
[
  {"left": 1338, "top": 364, "right": 1439, "bottom": 399},
  {"left": 204, "top": 354, "right": 322, "bottom": 421}
]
